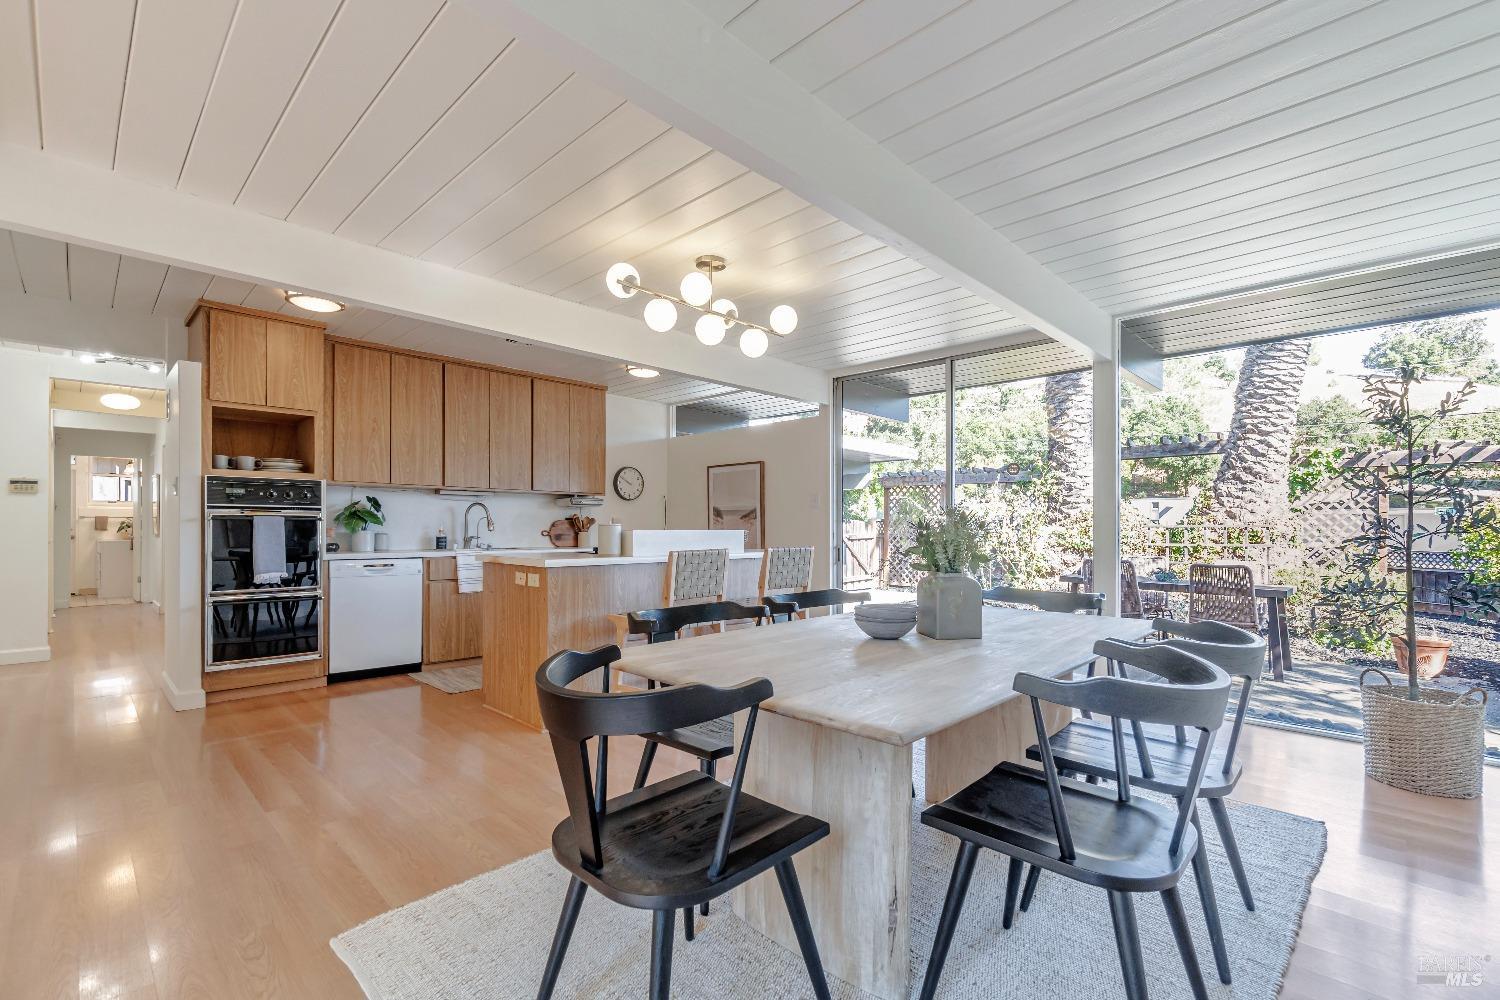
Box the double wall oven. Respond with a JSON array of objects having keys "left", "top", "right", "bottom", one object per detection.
[{"left": 204, "top": 476, "right": 324, "bottom": 672}]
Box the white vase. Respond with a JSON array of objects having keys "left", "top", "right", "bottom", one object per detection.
[
  {"left": 916, "top": 573, "right": 982, "bottom": 639},
  {"left": 350, "top": 529, "right": 375, "bottom": 553}
]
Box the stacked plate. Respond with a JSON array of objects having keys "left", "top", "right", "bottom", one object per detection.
[
  {"left": 853, "top": 601, "right": 918, "bottom": 640},
  {"left": 258, "top": 457, "right": 305, "bottom": 473}
]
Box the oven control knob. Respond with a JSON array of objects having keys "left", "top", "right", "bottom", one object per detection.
[
  {"left": 263, "top": 489, "right": 280, "bottom": 501},
  {"left": 300, "top": 489, "right": 314, "bottom": 502}
]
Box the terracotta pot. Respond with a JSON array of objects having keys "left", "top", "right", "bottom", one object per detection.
[{"left": 1389, "top": 634, "right": 1453, "bottom": 680}]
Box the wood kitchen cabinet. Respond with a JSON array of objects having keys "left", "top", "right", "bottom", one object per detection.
[
  {"left": 206, "top": 310, "right": 267, "bottom": 405},
  {"left": 489, "top": 372, "right": 532, "bottom": 491},
  {"left": 568, "top": 384, "right": 606, "bottom": 495},
  {"left": 424, "top": 558, "right": 483, "bottom": 663},
  {"left": 531, "top": 378, "right": 572, "bottom": 493},
  {"left": 390, "top": 355, "right": 443, "bottom": 487},
  {"left": 444, "top": 364, "right": 490, "bottom": 489},
  {"left": 265, "top": 320, "right": 324, "bottom": 410},
  {"left": 331, "top": 343, "right": 391, "bottom": 484}
]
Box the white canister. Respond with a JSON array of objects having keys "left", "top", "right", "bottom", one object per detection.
[
  {"left": 373, "top": 532, "right": 390, "bottom": 552},
  {"left": 597, "top": 522, "right": 623, "bottom": 557}
]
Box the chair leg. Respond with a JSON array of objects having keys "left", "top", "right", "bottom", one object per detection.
[
  {"left": 1018, "top": 863, "right": 1041, "bottom": 912},
  {"left": 1207, "top": 796, "right": 1255, "bottom": 911},
  {"left": 1001, "top": 857, "right": 1024, "bottom": 929},
  {"left": 650, "top": 909, "right": 675, "bottom": 1000},
  {"left": 537, "top": 877, "right": 587, "bottom": 1000},
  {"left": 633, "top": 741, "right": 658, "bottom": 790},
  {"left": 1189, "top": 808, "right": 1232, "bottom": 985},
  {"left": 919, "top": 842, "right": 980, "bottom": 1000},
  {"left": 1107, "top": 890, "right": 1149, "bottom": 1000},
  {"left": 1160, "top": 885, "right": 1209, "bottom": 1000},
  {"left": 683, "top": 906, "right": 695, "bottom": 942},
  {"left": 775, "top": 861, "right": 832, "bottom": 1000}
]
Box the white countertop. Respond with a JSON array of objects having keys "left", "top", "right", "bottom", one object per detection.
[
  {"left": 324, "top": 546, "right": 586, "bottom": 561},
  {"left": 478, "top": 550, "right": 764, "bottom": 568}
]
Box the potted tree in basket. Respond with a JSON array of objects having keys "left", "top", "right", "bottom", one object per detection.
[
  {"left": 335, "top": 495, "right": 385, "bottom": 554},
  {"left": 1318, "top": 369, "right": 1494, "bottom": 798},
  {"left": 904, "top": 505, "right": 989, "bottom": 639}
]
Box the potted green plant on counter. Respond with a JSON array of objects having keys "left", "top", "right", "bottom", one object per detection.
[
  {"left": 1318, "top": 369, "right": 1494, "bottom": 798},
  {"left": 335, "top": 495, "right": 385, "bottom": 554},
  {"left": 904, "top": 505, "right": 989, "bottom": 639}
]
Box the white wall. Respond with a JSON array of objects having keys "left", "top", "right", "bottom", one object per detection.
[
  {"left": 323, "top": 394, "right": 672, "bottom": 550},
  {"left": 666, "top": 408, "right": 833, "bottom": 588},
  {"left": 0, "top": 352, "right": 54, "bottom": 663},
  {"left": 160, "top": 361, "right": 204, "bottom": 709}
]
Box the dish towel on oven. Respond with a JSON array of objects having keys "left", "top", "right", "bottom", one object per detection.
[
  {"left": 456, "top": 553, "right": 484, "bottom": 594},
  {"left": 251, "top": 516, "right": 287, "bottom": 586}
]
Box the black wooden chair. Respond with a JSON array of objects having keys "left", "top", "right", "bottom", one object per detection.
[
  {"left": 534, "top": 645, "right": 832, "bottom": 1000},
  {"left": 981, "top": 584, "right": 1104, "bottom": 615},
  {"left": 919, "top": 640, "right": 1231, "bottom": 1000},
  {"left": 624, "top": 601, "right": 767, "bottom": 787},
  {"left": 1025, "top": 618, "right": 1267, "bottom": 962},
  {"left": 762, "top": 587, "right": 871, "bottom": 622}
]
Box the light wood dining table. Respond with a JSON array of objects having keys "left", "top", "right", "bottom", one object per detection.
[{"left": 617, "top": 604, "right": 1155, "bottom": 1000}]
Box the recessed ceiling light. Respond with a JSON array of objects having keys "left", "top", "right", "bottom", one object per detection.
[
  {"left": 626, "top": 365, "right": 660, "bottom": 379},
  {"left": 284, "top": 291, "right": 345, "bottom": 313},
  {"left": 100, "top": 392, "right": 142, "bottom": 411}
]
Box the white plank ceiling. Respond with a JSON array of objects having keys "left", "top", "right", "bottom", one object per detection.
[
  {"left": 4, "top": 0, "right": 1499, "bottom": 369},
  {"left": 700, "top": 0, "right": 1500, "bottom": 314}
]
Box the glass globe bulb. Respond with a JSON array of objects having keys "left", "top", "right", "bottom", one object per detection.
[
  {"left": 739, "top": 327, "right": 768, "bottom": 358},
  {"left": 679, "top": 270, "right": 712, "bottom": 307},
  {"left": 643, "top": 297, "right": 677, "bottom": 332},
  {"left": 711, "top": 298, "right": 737, "bottom": 329},
  {"left": 769, "top": 304, "right": 798, "bottom": 335},
  {"left": 694, "top": 313, "right": 727, "bottom": 346},
  {"left": 606, "top": 262, "right": 639, "bottom": 299}
]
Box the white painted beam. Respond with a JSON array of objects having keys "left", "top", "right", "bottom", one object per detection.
[
  {"left": 472, "top": 0, "right": 1113, "bottom": 360},
  {"left": 1092, "top": 332, "right": 1122, "bottom": 617},
  {"left": 0, "top": 145, "right": 829, "bottom": 404}
]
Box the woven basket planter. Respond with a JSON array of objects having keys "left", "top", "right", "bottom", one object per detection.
[{"left": 1360, "top": 668, "right": 1488, "bottom": 799}]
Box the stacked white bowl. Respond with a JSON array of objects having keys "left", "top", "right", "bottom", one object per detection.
[{"left": 853, "top": 601, "right": 918, "bottom": 640}]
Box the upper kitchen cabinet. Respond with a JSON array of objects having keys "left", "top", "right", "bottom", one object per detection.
[
  {"left": 531, "top": 378, "right": 572, "bottom": 494},
  {"left": 489, "top": 372, "right": 532, "bottom": 491},
  {"left": 568, "top": 385, "right": 606, "bottom": 495},
  {"left": 390, "top": 355, "right": 443, "bottom": 487},
  {"left": 331, "top": 343, "right": 392, "bottom": 485},
  {"left": 192, "top": 302, "right": 325, "bottom": 410},
  {"left": 443, "top": 364, "right": 490, "bottom": 489}
]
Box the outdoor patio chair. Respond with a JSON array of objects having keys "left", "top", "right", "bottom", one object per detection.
[
  {"left": 1080, "top": 557, "right": 1173, "bottom": 619},
  {"left": 1189, "top": 562, "right": 1260, "bottom": 631}
]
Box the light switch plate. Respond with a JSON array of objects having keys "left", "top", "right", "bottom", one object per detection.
[
  {"left": 514, "top": 571, "right": 525, "bottom": 585},
  {"left": 527, "top": 573, "right": 540, "bottom": 588}
]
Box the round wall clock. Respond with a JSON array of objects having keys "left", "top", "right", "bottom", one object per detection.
[{"left": 613, "top": 465, "right": 645, "bottom": 501}]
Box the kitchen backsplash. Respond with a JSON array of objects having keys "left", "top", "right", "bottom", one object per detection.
[{"left": 324, "top": 485, "right": 575, "bottom": 551}]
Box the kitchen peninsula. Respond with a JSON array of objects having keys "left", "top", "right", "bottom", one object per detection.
[{"left": 480, "top": 534, "right": 763, "bottom": 728}]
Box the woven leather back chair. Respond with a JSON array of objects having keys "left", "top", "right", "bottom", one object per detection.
[
  {"left": 1189, "top": 562, "right": 1258, "bottom": 630},
  {"left": 759, "top": 546, "right": 815, "bottom": 595}
]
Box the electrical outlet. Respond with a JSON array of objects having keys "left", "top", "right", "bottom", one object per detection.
[
  {"left": 527, "top": 573, "right": 540, "bottom": 588},
  {"left": 514, "top": 571, "right": 525, "bottom": 585}
]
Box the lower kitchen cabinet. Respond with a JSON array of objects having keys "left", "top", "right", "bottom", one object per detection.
[{"left": 424, "top": 559, "right": 483, "bottom": 663}]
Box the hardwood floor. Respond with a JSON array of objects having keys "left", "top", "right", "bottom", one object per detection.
[{"left": 2, "top": 603, "right": 1495, "bottom": 999}]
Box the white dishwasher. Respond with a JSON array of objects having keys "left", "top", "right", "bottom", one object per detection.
[{"left": 328, "top": 558, "right": 424, "bottom": 677}]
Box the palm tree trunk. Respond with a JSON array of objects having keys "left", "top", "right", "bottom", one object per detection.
[
  {"left": 1045, "top": 371, "right": 1092, "bottom": 519},
  {"left": 1212, "top": 340, "right": 1312, "bottom": 521}
]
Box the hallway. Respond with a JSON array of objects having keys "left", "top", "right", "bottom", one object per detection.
[{"left": 1, "top": 604, "right": 1495, "bottom": 998}]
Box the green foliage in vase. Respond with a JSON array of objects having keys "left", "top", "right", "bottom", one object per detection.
[
  {"left": 902, "top": 505, "right": 990, "bottom": 577},
  {"left": 334, "top": 495, "right": 385, "bottom": 533}
]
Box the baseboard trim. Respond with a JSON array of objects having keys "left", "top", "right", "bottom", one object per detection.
[
  {"left": 159, "top": 669, "right": 206, "bottom": 711},
  {"left": 0, "top": 646, "right": 50, "bottom": 665}
]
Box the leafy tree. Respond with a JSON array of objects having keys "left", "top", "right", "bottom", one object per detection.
[
  {"left": 1362, "top": 315, "right": 1500, "bottom": 382},
  {"left": 1295, "top": 395, "right": 1378, "bottom": 452}
]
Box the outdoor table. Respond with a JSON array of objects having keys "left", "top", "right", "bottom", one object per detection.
[{"left": 1059, "top": 573, "right": 1294, "bottom": 680}]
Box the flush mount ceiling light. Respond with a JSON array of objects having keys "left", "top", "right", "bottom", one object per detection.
[
  {"left": 283, "top": 290, "right": 345, "bottom": 313},
  {"left": 604, "top": 255, "right": 796, "bottom": 358},
  {"left": 626, "top": 365, "right": 660, "bottom": 379},
  {"left": 99, "top": 392, "right": 142, "bottom": 411}
]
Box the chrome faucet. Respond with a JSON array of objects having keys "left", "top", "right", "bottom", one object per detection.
[{"left": 463, "top": 501, "right": 495, "bottom": 549}]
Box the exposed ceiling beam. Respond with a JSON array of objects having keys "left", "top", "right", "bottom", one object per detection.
[
  {"left": 0, "top": 145, "right": 830, "bottom": 404},
  {"left": 472, "top": 0, "right": 1113, "bottom": 360}
]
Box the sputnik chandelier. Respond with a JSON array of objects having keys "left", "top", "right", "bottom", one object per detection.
[{"left": 604, "top": 254, "right": 797, "bottom": 358}]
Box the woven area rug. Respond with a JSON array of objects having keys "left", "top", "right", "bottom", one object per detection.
[
  {"left": 410, "top": 665, "right": 482, "bottom": 694},
  {"left": 333, "top": 754, "right": 1325, "bottom": 999}
]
